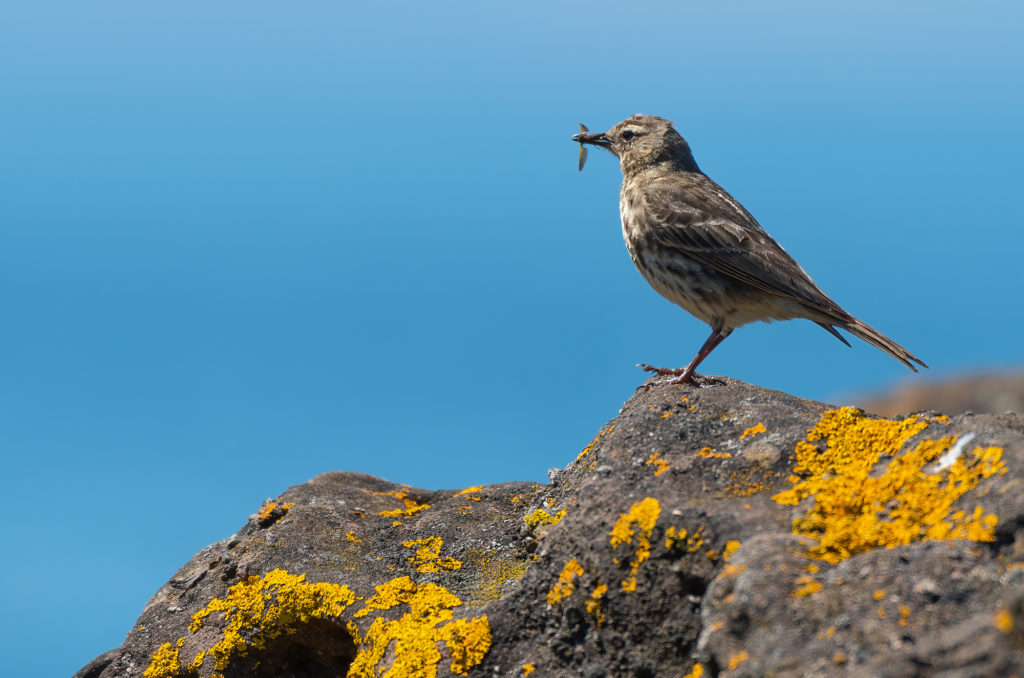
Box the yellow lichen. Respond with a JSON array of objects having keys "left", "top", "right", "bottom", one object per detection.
[
  {"left": 722, "top": 540, "right": 741, "bottom": 562},
  {"left": 144, "top": 642, "right": 182, "bottom": 678},
  {"left": 464, "top": 550, "right": 530, "bottom": 602},
  {"left": 773, "top": 407, "right": 1005, "bottom": 563},
  {"left": 454, "top": 486, "right": 483, "bottom": 497},
  {"left": 346, "top": 531, "right": 362, "bottom": 543},
  {"left": 403, "top": 537, "right": 463, "bottom": 573},
  {"left": 665, "top": 525, "right": 704, "bottom": 553},
  {"left": 547, "top": 559, "right": 584, "bottom": 604},
  {"left": 645, "top": 452, "right": 670, "bottom": 476},
  {"left": 577, "top": 425, "right": 615, "bottom": 461},
  {"left": 696, "top": 447, "right": 731, "bottom": 459},
  {"left": 378, "top": 490, "right": 432, "bottom": 518},
  {"left": 792, "top": 576, "right": 822, "bottom": 597},
  {"left": 873, "top": 589, "right": 886, "bottom": 601},
  {"left": 683, "top": 662, "right": 704, "bottom": 678},
  {"left": 741, "top": 423, "right": 766, "bottom": 439},
  {"left": 524, "top": 508, "right": 567, "bottom": 529},
  {"left": 995, "top": 608, "right": 1015, "bottom": 634},
  {"left": 350, "top": 576, "right": 491, "bottom": 677},
  {"left": 586, "top": 581, "right": 608, "bottom": 625},
  {"left": 664, "top": 525, "right": 686, "bottom": 550},
  {"left": 609, "top": 498, "right": 661, "bottom": 592},
  {"left": 151, "top": 569, "right": 358, "bottom": 678},
  {"left": 727, "top": 650, "right": 749, "bottom": 670},
  {"left": 522, "top": 664, "right": 536, "bottom": 675},
  {"left": 256, "top": 501, "right": 294, "bottom": 524},
  {"left": 898, "top": 604, "right": 911, "bottom": 627},
  {"left": 661, "top": 412, "right": 674, "bottom": 418}
]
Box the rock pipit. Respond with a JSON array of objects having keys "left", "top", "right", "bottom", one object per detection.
[{"left": 573, "top": 114, "right": 927, "bottom": 385}]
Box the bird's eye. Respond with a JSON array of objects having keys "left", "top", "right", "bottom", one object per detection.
[{"left": 621, "top": 130, "right": 637, "bottom": 141}]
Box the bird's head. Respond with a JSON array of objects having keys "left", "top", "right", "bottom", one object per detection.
[{"left": 572, "top": 114, "right": 700, "bottom": 175}]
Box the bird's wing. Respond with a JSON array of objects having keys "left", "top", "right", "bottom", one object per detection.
[{"left": 644, "top": 177, "right": 851, "bottom": 320}]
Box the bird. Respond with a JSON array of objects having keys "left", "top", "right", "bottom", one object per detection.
[{"left": 572, "top": 114, "right": 927, "bottom": 385}]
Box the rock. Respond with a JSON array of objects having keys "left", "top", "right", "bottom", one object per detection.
[{"left": 79, "top": 377, "right": 1024, "bottom": 677}]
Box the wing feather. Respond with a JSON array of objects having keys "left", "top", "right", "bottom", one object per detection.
[{"left": 641, "top": 176, "right": 852, "bottom": 322}]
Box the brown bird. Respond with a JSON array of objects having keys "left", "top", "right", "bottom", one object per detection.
[{"left": 573, "top": 114, "right": 927, "bottom": 384}]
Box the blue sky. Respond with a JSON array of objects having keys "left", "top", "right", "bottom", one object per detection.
[{"left": 3, "top": 2, "right": 1023, "bottom": 675}]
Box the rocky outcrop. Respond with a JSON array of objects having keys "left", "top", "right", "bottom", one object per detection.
[{"left": 77, "top": 378, "right": 1024, "bottom": 677}]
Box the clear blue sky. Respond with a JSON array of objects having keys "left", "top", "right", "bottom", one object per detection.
[{"left": 3, "top": 2, "right": 1022, "bottom": 675}]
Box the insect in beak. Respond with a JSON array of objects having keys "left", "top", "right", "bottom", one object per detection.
[{"left": 577, "top": 123, "right": 588, "bottom": 172}]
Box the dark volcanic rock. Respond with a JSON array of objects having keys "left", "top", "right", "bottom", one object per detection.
[{"left": 81, "top": 378, "right": 1024, "bottom": 677}]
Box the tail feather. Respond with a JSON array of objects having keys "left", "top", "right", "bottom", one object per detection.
[
  {"left": 837, "top": 318, "right": 928, "bottom": 372},
  {"left": 815, "top": 322, "right": 851, "bottom": 347}
]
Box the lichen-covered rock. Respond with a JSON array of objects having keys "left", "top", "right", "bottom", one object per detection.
[{"left": 77, "top": 378, "right": 1024, "bottom": 678}]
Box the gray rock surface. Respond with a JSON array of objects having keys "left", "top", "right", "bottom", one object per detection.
[{"left": 78, "top": 378, "right": 1024, "bottom": 677}]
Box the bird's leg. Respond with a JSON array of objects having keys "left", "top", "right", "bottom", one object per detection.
[{"left": 639, "top": 327, "right": 732, "bottom": 385}]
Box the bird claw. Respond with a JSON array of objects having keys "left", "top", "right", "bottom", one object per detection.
[{"left": 635, "top": 365, "right": 724, "bottom": 390}]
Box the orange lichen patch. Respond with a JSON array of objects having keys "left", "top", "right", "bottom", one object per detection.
[
  {"left": 665, "top": 525, "right": 704, "bottom": 553},
  {"left": 721, "top": 563, "right": 747, "bottom": 578},
  {"left": 577, "top": 425, "right": 615, "bottom": 461},
  {"left": 683, "top": 662, "right": 704, "bottom": 678},
  {"left": 351, "top": 576, "right": 491, "bottom": 677},
  {"left": 898, "top": 604, "right": 911, "bottom": 627},
  {"left": 773, "top": 407, "right": 1006, "bottom": 563},
  {"left": 727, "top": 650, "right": 749, "bottom": 670},
  {"left": 148, "top": 569, "right": 358, "bottom": 678},
  {"left": 256, "top": 501, "right": 294, "bottom": 524},
  {"left": 873, "top": 589, "right": 886, "bottom": 601},
  {"left": 454, "top": 486, "right": 483, "bottom": 497},
  {"left": 741, "top": 422, "right": 766, "bottom": 439},
  {"left": 995, "top": 608, "right": 1015, "bottom": 634},
  {"left": 833, "top": 652, "right": 848, "bottom": 665},
  {"left": 645, "top": 452, "right": 670, "bottom": 476},
  {"left": 345, "top": 531, "right": 362, "bottom": 544},
  {"left": 661, "top": 411, "right": 675, "bottom": 419},
  {"left": 547, "top": 559, "right": 584, "bottom": 605},
  {"left": 522, "top": 664, "right": 536, "bottom": 675},
  {"left": 803, "top": 563, "right": 820, "bottom": 573},
  {"left": 403, "top": 536, "right": 463, "bottom": 573},
  {"left": 664, "top": 526, "right": 685, "bottom": 550},
  {"left": 144, "top": 642, "right": 181, "bottom": 678},
  {"left": 609, "top": 497, "right": 661, "bottom": 592},
  {"left": 722, "top": 540, "right": 741, "bottom": 562},
  {"left": 724, "top": 468, "right": 778, "bottom": 496},
  {"left": 586, "top": 581, "right": 608, "bottom": 625},
  {"left": 792, "top": 576, "right": 822, "bottom": 597},
  {"left": 696, "top": 447, "right": 731, "bottom": 459},
  {"left": 378, "top": 490, "right": 431, "bottom": 518},
  {"left": 524, "top": 508, "right": 567, "bottom": 530}
]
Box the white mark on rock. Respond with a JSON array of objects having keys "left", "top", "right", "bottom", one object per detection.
[{"left": 929, "top": 432, "right": 976, "bottom": 473}]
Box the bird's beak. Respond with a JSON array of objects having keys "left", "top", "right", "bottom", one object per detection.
[{"left": 571, "top": 131, "right": 611, "bottom": 147}]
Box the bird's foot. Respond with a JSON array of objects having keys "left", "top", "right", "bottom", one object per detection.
[
  {"left": 638, "top": 364, "right": 688, "bottom": 377},
  {"left": 636, "top": 364, "right": 723, "bottom": 389}
]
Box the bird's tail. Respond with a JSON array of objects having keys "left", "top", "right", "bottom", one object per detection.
[{"left": 832, "top": 318, "right": 928, "bottom": 372}]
